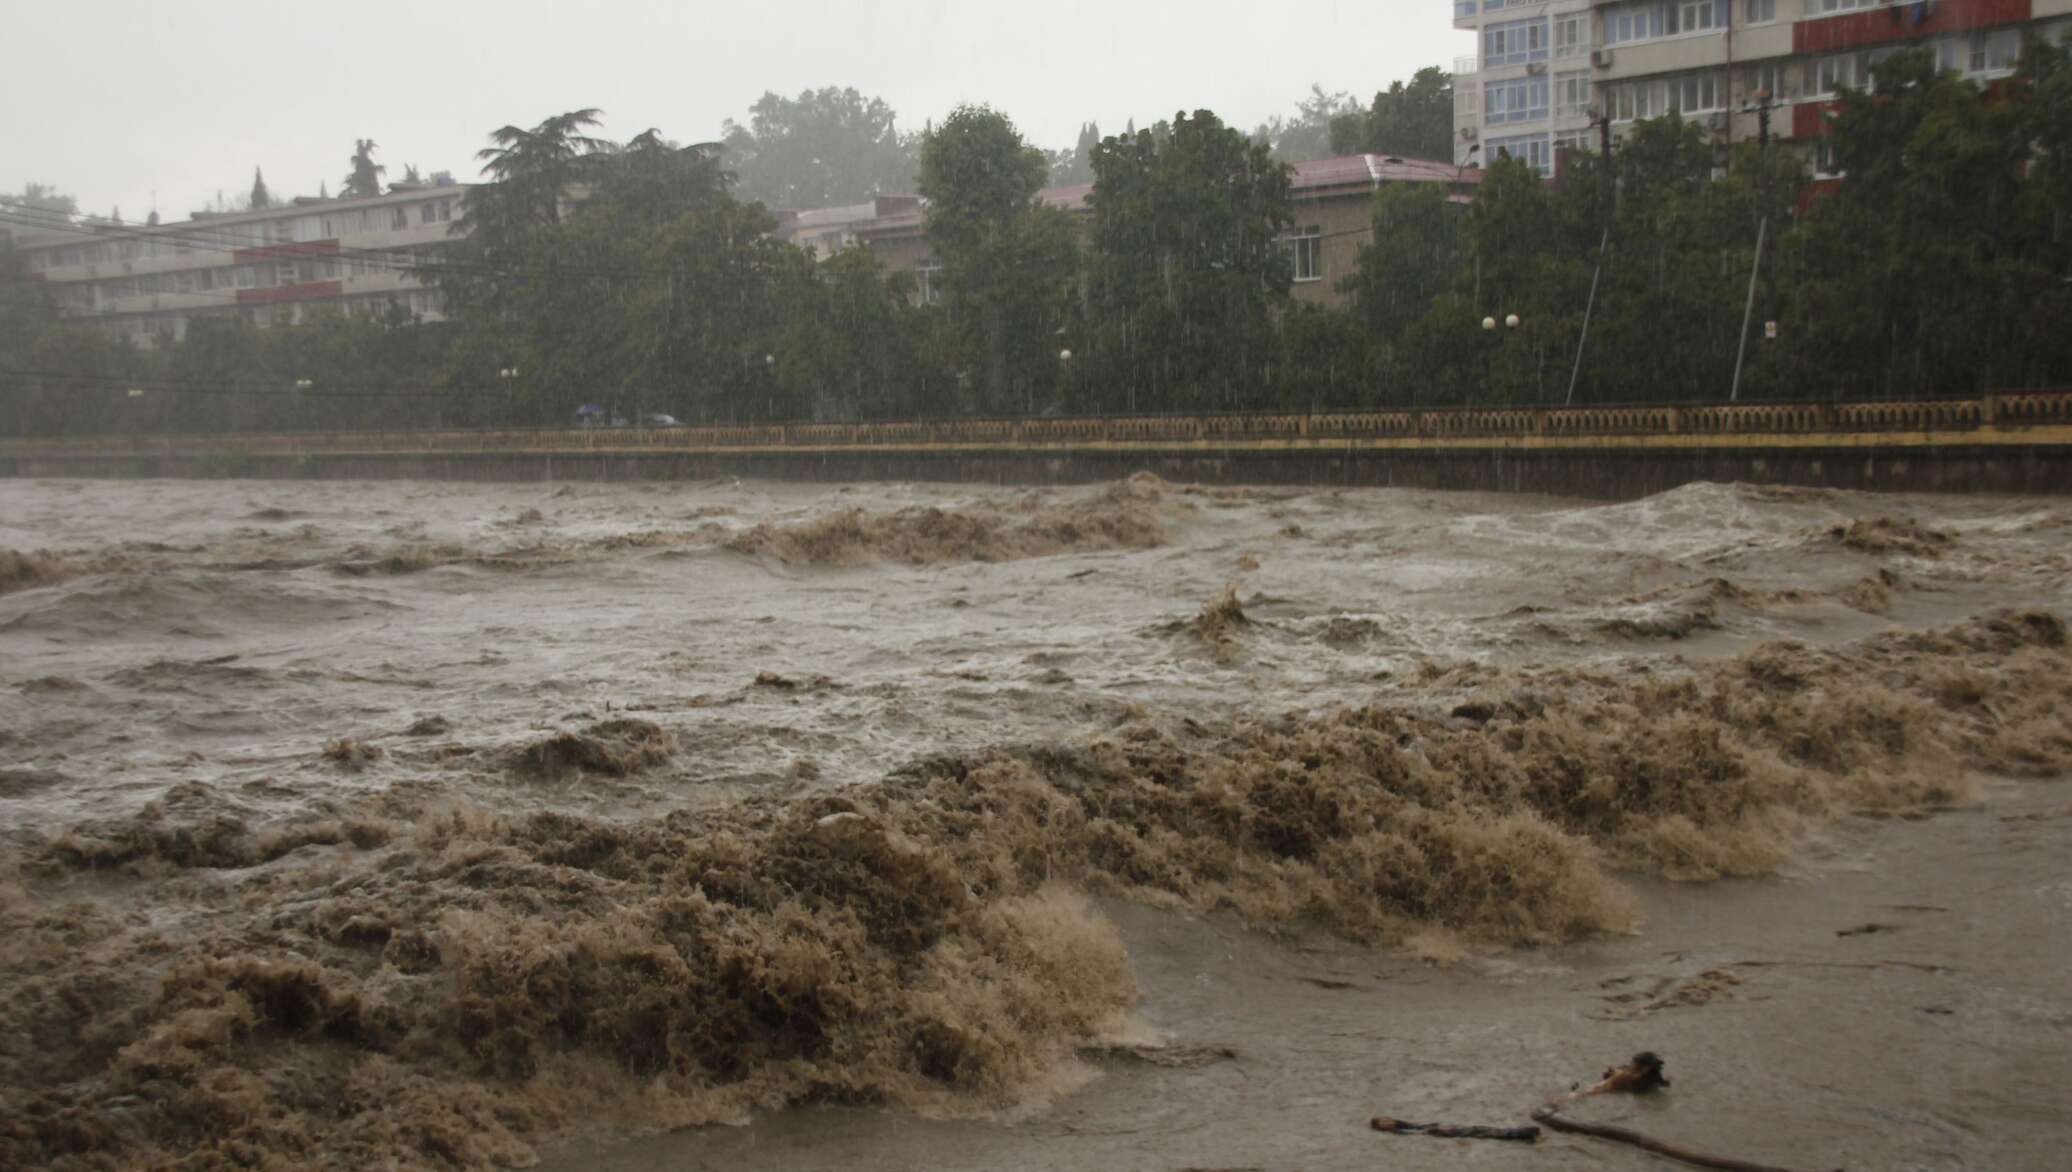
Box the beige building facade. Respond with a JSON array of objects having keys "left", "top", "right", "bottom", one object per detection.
[
  {"left": 1452, "top": 0, "right": 2072, "bottom": 176},
  {"left": 852, "top": 155, "right": 1481, "bottom": 311},
  {"left": 8, "top": 183, "right": 469, "bottom": 346}
]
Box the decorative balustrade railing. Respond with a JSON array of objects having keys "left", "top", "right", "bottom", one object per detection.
[{"left": 2, "top": 392, "right": 2067, "bottom": 460}]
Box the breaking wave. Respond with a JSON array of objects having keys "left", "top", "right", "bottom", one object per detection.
[
  {"left": 1, "top": 609, "right": 2064, "bottom": 1169},
  {"left": 724, "top": 487, "right": 1167, "bottom": 566}
]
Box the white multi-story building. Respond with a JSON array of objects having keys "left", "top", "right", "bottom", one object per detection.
[
  {"left": 1453, "top": 0, "right": 2072, "bottom": 177},
  {"left": 6, "top": 181, "right": 470, "bottom": 346}
]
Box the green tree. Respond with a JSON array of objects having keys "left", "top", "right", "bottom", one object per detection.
[
  {"left": 1084, "top": 110, "right": 1293, "bottom": 411},
  {"left": 1342, "top": 180, "right": 1468, "bottom": 397},
  {"left": 722, "top": 88, "right": 918, "bottom": 209},
  {"left": 343, "top": 139, "right": 385, "bottom": 198},
  {"left": 1253, "top": 85, "right": 1358, "bottom": 162},
  {"left": 1330, "top": 68, "right": 1456, "bottom": 161},
  {"left": 917, "top": 104, "right": 1067, "bottom": 412},
  {"left": 1775, "top": 47, "right": 2067, "bottom": 397},
  {"left": 593, "top": 130, "right": 732, "bottom": 228},
  {"left": 4, "top": 182, "right": 78, "bottom": 219}
]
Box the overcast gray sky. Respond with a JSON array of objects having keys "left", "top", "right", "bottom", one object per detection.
[{"left": 3, "top": 0, "right": 1469, "bottom": 221}]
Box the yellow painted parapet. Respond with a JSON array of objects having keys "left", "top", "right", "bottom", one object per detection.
[{"left": 3, "top": 392, "right": 2070, "bottom": 461}]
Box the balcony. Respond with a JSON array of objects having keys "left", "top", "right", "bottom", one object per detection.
[
  {"left": 1454, "top": 1, "right": 1477, "bottom": 25},
  {"left": 1455, "top": 54, "right": 1481, "bottom": 76}
]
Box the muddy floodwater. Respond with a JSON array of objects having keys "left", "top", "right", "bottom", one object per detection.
[{"left": 2, "top": 474, "right": 2068, "bottom": 1170}]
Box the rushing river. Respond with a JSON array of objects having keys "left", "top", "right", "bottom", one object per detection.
[{"left": 2, "top": 474, "right": 2068, "bottom": 1169}]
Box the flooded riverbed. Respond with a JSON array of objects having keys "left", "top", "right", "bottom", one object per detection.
[{"left": 2, "top": 474, "right": 2068, "bottom": 1169}]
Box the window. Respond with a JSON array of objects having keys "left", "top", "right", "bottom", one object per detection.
[
  {"left": 1484, "top": 18, "right": 1549, "bottom": 66},
  {"left": 1487, "top": 132, "right": 1552, "bottom": 175},
  {"left": 1677, "top": 1, "right": 1718, "bottom": 33},
  {"left": 1603, "top": 1, "right": 1727, "bottom": 45},
  {"left": 1285, "top": 226, "right": 1322, "bottom": 282},
  {"left": 174, "top": 271, "right": 195, "bottom": 294},
  {"left": 1817, "top": 0, "right": 1885, "bottom": 12},
  {"left": 1555, "top": 71, "right": 1593, "bottom": 118},
  {"left": 276, "top": 262, "right": 298, "bottom": 285},
  {"left": 1745, "top": 0, "right": 1775, "bottom": 22},
  {"left": 1609, "top": 79, "right": 1666, "bottom": 122},
  {"left": 1815, "top": 54, "right": 1862, "bottom": 95},
  {"left": 1553, "top": 15, "right": 1585, "bottom": 59},
  {"left": 235, "top": 266, "right": 256, "bottom": 289},
  {"left": 391, "top": 206, "right": 409, "bottom": 230},
  {"left": 1669, "top": 72, "right": 1722, "bottom": 114},
  {"left": 1747, "top": 60, "right": 1787, "bottom": 101},
  {"left": 1486, "top": 75, "right": 1550, "bottom": 125},
  {"left": 1814, "top": 137, "right": 1842, "bottom": 176},
  {"left": 1968, "top": 29, "right": 2020, "bottom": 75}
]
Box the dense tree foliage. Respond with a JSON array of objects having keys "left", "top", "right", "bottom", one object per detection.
[
  {"left": 1328, "top": 67, "right": 1456, "bottom": 162},
  {"left": 917, "top": 104, "right": 1072, "bottom": 414},
  {"left": 5, "top": 49, "right": 2071, "bottom": 438},
  {"left": 342, "top": 140, "right": 385, "bottom": 198},
  {"left": 1081, "top": 110, "right": 1293, "bottom": 411},
  {"left": 721, "top": 88, "right": 918, "bottom": 210}
]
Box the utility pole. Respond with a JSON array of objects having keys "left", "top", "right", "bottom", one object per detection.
[{"left": 1730, "top": 216, "right": 1768, "bottom": 403}]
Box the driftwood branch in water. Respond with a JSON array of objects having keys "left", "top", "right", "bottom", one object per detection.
[
  {"left": 1532, "top": 1105, "right": 1819, "bottom": 1172},
  {"left": 1369, "top": 1116, "right": 1540, "bottom": 1142}
]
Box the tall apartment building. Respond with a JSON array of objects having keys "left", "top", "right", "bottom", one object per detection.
[
  {"left": 1452, "top": 0, "right": 2072, "bottom": 177},
  {"left": 5, "top": 182, "right": 470, "bottom": 346}
]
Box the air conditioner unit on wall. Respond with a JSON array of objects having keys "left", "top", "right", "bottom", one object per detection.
[
  {"left": 1460, "top": 126, "right": 1479, "bottom": 140},
  {"left": 1526, "top": 62, "right": 1547, "bottom": 75},
  {"left": 1592, "top": 49, "right": 1614, "bottom": 69}
]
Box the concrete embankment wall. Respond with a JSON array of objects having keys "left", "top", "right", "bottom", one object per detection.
[
  {"left": 6, "top": 393, "right": 2071, "bottom": 498},
  {"left": 7, "top": 442, "right": 2072, "bottom": 498}
]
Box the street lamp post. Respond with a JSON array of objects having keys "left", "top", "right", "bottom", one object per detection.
[{"left": 498, "top": 367, "right": 519, "bottom": 424}]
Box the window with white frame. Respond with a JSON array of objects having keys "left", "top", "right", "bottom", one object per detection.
[
  {"left": 1553, "top": 133, "right": 1593, "bottom": 163},
  {"left": 1284, "top": 226, "right": 1322, "bottom": 282},
  {"left": 1814, "top": 53, "right": 1863, "bottom": 95},
  {"left": 1677, "top": 1, "right": 1720, "bottom": 33},
  {"left": 1817, "top": 0, "right": 1885, "bottom": 12},
  {"left": 1746, "top": 60, "right": 1788, "bottom": 101},
  {"left": 1555, "top": 72, "right": 1593, "bottom": 118},
  {"left": 1967, "top": 28, "right": 2021, "bottom": 75},
  {"left": 235, "top": 266, "right": 256, "bottom": 289},
  {"left": 1745, "top": 0, "right": 1775, "bottom": 22},
  {"left": 1668, "top": 72, "right": 1723, "bottom": 114},
  {"left": 1553, "top": 15, "right": 1585, "bottom": 59},
  {"left": 1603, "top": 1, "right": 1728, "bottom": 45},
  {"left": 1483, "top": 18, "right": 1549, "bottom": 66},
  {"left": 1486, "top": 75, "right": 1550, "bottom": 124},
  {"left": 1487, "top": 132, "right": 1552, "bottom": 175},
  {"left": 915, "top": 259, "right": 943, "bottom": 305},
  {"left": 391, "top": 206, "right": 409, "bottom": 230},
  {"left": 1609, "top": 78, "right": 1665, "bottom": 122}
]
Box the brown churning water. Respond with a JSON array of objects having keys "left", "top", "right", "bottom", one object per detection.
[{"left": 0, "top": 475, "right": 2067, "bottom": 1167}]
